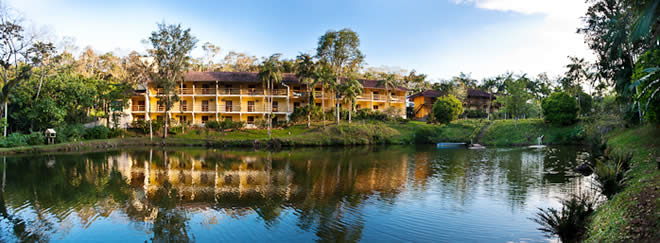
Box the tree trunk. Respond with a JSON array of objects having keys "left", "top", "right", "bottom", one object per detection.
[
  {"left": 349, "top": 102, "right": 352, "bottom": 123},
  {"left": 336, "top": 77, "right": 340, "bottom": 124},
  {"left": 322, "top": 86, "right": 326, "bottom": 128}
]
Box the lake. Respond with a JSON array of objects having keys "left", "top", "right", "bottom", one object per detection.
[{"left": 0, "top": 145, "right": 595, "bottom": 242}]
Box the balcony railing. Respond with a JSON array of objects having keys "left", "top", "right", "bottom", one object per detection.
[
  {"left": 194, "top": 104, "right": 217, "bottom": 112},
  {"left": 131, "top": 105, "right": 145, "bottom": 111},
  {"left": 390, "top": 95, "right": 406, "bottom": 103},
  {"left": 179, "top": 88, "right": 194, "bottom": 95},
  {"left": 197, "top": 88, "right": 215, "bottom": 95},
  {"left": 313, "top": 91, "right": 328, "bottom": 98},
  {"left": 245, "top": 89, "right": 264, "bottom": 96},
  {"left": 219, "top": 88, "right": 241, "bottom": 95},
  {"left": 218, "top": 105, "right": 242, "bottom": 112},
  {"left": 271, "top": 89, "right": 288, "bottom": 96},
  {"left": 372, "top": 94, "right": 386, "bottom": 101}
]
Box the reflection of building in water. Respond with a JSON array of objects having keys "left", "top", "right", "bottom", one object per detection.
[{"left": 113, "top": 151, "right": 295, "bottom": 201}]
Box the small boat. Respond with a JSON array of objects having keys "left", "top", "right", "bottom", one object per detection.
[
  {"left": 468, "top": 144, "right": 486, "bottom": 149},
  {"left": 436, "top": 142, "right": 466, "bottom": 148}
]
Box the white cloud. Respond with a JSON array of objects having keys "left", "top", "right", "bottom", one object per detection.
[{"left": 444, "top": 0, "right": 594, "bottom": 81}]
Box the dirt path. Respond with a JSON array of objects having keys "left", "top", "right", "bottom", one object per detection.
[{"left": 474, "top": 122, "right": 492, "bottom": 144}]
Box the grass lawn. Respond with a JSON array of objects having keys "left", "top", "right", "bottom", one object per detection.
[
  {"left": 585, "top": 125, "right": 660, "bottom": 242},
  {"left": 479, "top": 118, "right": 583, "bottom": 146}
]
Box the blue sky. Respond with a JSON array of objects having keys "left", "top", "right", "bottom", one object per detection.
[{"left": 8, "top": 0, "right": 592, "bottom": 82}]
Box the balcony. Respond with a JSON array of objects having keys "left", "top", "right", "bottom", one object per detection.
[
  {"left": 245, "top": 88, "right": 264, "bottom": 96},
  {"left": 197, "top": 88, "right": 215, "bottom": 95},
  {"left": 219, "top": 88, "right": 241, "bottom": 95},
  {"left": 218, "top": 104, "right": 241, "bottom": 112},
  {"left": 179, "top": 88, "right": 194, "bottom": 95},
  {"left": 194, "top": 104, "right": 217, "bottom": 112},
  {"left": 372, "top": 94, "right": 386, "bottom": 101},
  {"left": 271, "top": 89, "right": 288, "bottom": 96},
  {"left": 131, "top": 105, "right": 145, "bottom": 112},
  {"left": 390, "top": 95, "right": 406, "bottom": 103},
  {"left": 313, "top": 91, "right": 328, "bottom": 98},
  {"left": 171, "top": 104, "right": 191, "bottom": 112},
  {"left": 357, "top": 95, "right": 370, "bottom": 101}
]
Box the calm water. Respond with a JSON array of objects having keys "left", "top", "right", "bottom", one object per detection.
[{"left": 0, "top": 145, "right": 595, "bottom": 242}]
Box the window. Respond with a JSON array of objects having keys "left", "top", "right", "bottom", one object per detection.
[
  {"left": 294, "top": 102, "right": 300, "bottom": 109},
  {"left": 202, "top": 116, "right": 209, "bottom": 124},
  {"left": 180, "top": 100, "right": 187, "bottom": 111},
  {"left": 316, "top": 103, "right": 321, "bottom": 107},
  {"left": 179, "top": 116, "right": 187, "bottom": 123},
  {"left": 247, "top": 116, "right": 255, "bottom": 124},
  {"left": 272, "top": 101, "right": 278, "bottom": 112},
  {"left": 315, "top": 87, "right": 321, "bottom": 91},
  {"left": 373, "top": 105, "right": 379, "bottom": 110}
]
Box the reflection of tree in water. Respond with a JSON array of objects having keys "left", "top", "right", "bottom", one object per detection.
[{"left": 0, "top": 146, "right": 589, "bottom": 242}]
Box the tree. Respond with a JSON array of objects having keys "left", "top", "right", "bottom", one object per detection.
[
  {"left": 316, "top": 28, "right": 364, "bottom": 124},
  {"left": 403, "top": 70, "right": 429, "bottom": 93},
  {"left": 542, "top": 92, "right": 579, "bottom": 126},
  {"left": 125, "top": 52, "right": 156, "bottom": 140},
  {"left": 201, "top": 42, "right": 220, "bottom": 71},
  {"left": 295, "top": 53, "right": 317, "bottom": 127},
  {"left": 147, "top": 22, "right": 198, "bottom": 138},
  {"left": 258, "top": 54, "right": 283, "bottom": 139},
  {"left": 27, "top": 41, "right": 56, "bottom": 100},
  {"left": 498, "top": 77, "right": 531, "bottom": 127},
  {"left": 378, "top": 72, "right": 399, "bottom": 110},
  {"left": 314, "top": 63, "right": 336, "bottom": 127},
  {"left": 338, "top": 76, "right": 363, "bottom": 123},
  {"left": 431, "top": 95, "right": 463, "bottom": 125},
  {"left": 631, "top": 48, "right": 660, "bottom": 124},
  {"left": 0, "top": 4, "right": 33, "bottom": 136}
]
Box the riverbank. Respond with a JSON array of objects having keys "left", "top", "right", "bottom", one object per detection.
[
  {"left": 0, "top": 119, "right": 583, "bottom": 154},
  {"left": 585, "top": 125, "right": 660, "bottom": 242}
]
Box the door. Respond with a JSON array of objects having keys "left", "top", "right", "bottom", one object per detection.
[
  {"left": 202, "top": 100, "right": 209, "bottom": 112},
  {"left": 272, "top": 101, "right": 278, "bottom": 112},
  {"left": 225, "top": 100, "right": 232, "bottom": 112},
  {"left": 248, "top": 101, "right": 255, "bottom": 112}
]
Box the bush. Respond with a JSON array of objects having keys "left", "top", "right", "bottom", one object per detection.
[
  {"left": 289, "top": 105, "right": 323, "bottom": 123},
  {"left": 205, "top": 120, "right": 221, "bottom": 130},
  {"left": 220, "top": 119, "right": 244, "bottom": 130},
  {"left": 0, "top": 133, "right": 29, "bottom": 147},
  {"left": 131, "top": 119, "right": 163, "bottom": 134},
  {"left": 55, "top": 124, "right": 86, "bottom": 143},
  {"left": 431, "top": 95, "right": 463, "bottom": 124},
  {"left": 355, "top": 108, "right": 388, "bottom": 121},
  {"left": 463, "top": 109, "right": 487, "bottom": 118},
  {"left": 542, "top": 92, "right": 578, "bottom": 125},
  {"left": 532, "top": 194, "right": 596, "bottom": 243},
  {"left": 577, "top": 91, "right": 593, "bottom": 116},
  {"left": 26, "top": 132, "right": 45, "bottom": 146},
  {"left": 592, "top": 152, "right": 632, "bottom": 199},
  {"left": 84, "top": 126, "right": 111, "bottom": 140}
]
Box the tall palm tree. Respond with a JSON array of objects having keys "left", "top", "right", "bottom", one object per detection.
[
  {"left": 258, "top": 54, "right": 283, "bottom": 139},
  {"left": 295, "top": 53, "right": 317, "bottom": 127},
  {"left": 378, "top": 73, "right": 399, "bottom": 110},
  {"left": 338, "top": 77, "right": 363, "bottom": 123},
  {"left": 314, "top": 64, "right": 336, "bottom": 127}
]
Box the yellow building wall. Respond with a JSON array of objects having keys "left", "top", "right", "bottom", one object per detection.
[{"left": 413, "top": 96, "right": 430, "bottom": 119}]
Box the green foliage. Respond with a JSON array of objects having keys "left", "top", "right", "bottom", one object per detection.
[
  {"left": 463, "top": 109, "right": 487, "bottom": 119},
  {"left": 205, "top": 120, "right": 221, "bottom": 130},
  {"left": 0, "top": 132, "right": 45, "bottom": 147},
  {"left": 431, "top": 95, "right": 463, "bottom": 124},
  {"left": 592, "top": 152, "right": 632, "bottom": 199},
  {"left": 355, "top": 108, "right": 388, "bottom": 121},
  {"left": 532, "top": 194, "right": 596, "bottom": 243},
  {"left": 83, "top": 126, "right": 111, "bottom": 140},
  {"left": 578, "top": 91, "right": 593, "bottom": 116},
  {"left": 631, "top": 48, "right": 660, "bottom": 124},
  {"left": 289, "top": 105, "right": 323, "bottom": 123},
  {"left": 480, "top": 119, "right": 584, "bottom": 146},
  {"left": 498, "top": 76, "right": 532, "bottom": 120},
  {"left": 542, "top": 92, "right": 579, "bottom": 125}
]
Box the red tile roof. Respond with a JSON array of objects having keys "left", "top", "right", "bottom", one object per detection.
[
  {"left": 408, "top": 88, "right": 496, "bottom": 100},
  {"left": 183, "top": 71, "right": 407, "bottom": 91}
]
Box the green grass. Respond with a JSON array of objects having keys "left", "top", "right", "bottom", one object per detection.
[
  {"left": 479, "top": 118, "right": 583, "bottom": 146},
  {"left": 585, "top": 125, "right": 660, "bottom": 242}
]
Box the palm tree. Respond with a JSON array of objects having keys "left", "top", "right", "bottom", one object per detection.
[
  {"left": 338, "top": 77, "right": 363, "bottom": 123},
  {"left": 258, "top": 54, "right": 283, "bottom": 139},
  {"left": 378, "top": 72, "right": 399, "bottom": 110},
  {"left": 314, "top": 63, "right": 336, "bottom": 127},
  {"left": 295, "top": 53, "right": 317, "bottom": 127}
]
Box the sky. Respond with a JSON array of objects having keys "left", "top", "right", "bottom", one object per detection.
[{"left": 7, "top": 0, "right": 594, "bottom": 82}]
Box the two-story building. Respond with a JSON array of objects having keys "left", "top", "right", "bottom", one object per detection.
[
  {"left": 409, "top": 88, "right": 500, "bottom": 120},
  {"left": 129, "top": 71, "right": 407, "bottom": 126}
]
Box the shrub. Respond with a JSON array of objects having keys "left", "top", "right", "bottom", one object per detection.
[
  {"left": 592, "top": 152, "right": 632, "bottom": 199},
  {"left": 431, "top": 95, "right": 463, "bottom": 124},
  {"left": 0, "top": 133, "right": 29, "bottom": 147},
  {"left": 50, "top": 124, "right": 86, "bottom": 143},
  {"left": 131, "top": 119, "right": 163, "bottom": 134},
  {"left": 463, "top": 109, "right": 487, "bottom": 118},
  {"left": 542, "top": 92, "right": 578, "bottom": 125},
  {"left": 205, "top": 120, "right": 221, "bottom": 130},
  {"left": 577, "top": 91, "right": 593, "bottom": 116},
  {"left": 26, "top": 132, "right": 45, "bottom": 146},
  {"left": 84, "top": 126, "right": 111, "bottom": 140},
  {"left": 220, "top": 119, "right": 244, "bottom": 130},
  {"left": 355, "top": 108, "right": 389, "bottom": 121},
  {"left": 531, "top": 194, "right": 596, "bottom": 243}
]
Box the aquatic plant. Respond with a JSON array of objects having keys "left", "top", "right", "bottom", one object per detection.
[
  {"left": 531, "top": 194, "right": 596, "bottom": 243},
  {"left": 592, "top": 152, "right": 633, "bottom": 199}
]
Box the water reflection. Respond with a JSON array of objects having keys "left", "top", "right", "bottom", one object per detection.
[{"left": 0, "top": 146, "right": 594, "bottom": 242}]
